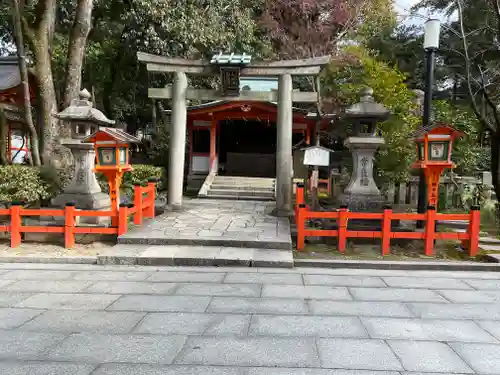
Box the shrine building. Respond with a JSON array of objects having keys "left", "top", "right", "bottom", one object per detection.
[
  {"left": 180, "top": 99, "right": 331, "bottom": 191},
  {"left": 0, "top": 57, "right": 35, "bottom": 163}
]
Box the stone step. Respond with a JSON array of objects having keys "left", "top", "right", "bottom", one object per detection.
[
  {"left": 208, "top": 189, "right": 275, "bottom": 197},
  {"left": 479, "top": 237, "right": 500, "bottom": 245},
  {"left": 212, "top": 180, "right": 275, "bottom": 186},
  {"left": 214, "top": 176, "right": 275, "bottom": 181},
  {"left": 200, "top": 193, "right": 275, "bottom": 202},
  {"left": 210, "top": 184, "right": 275, "bottom": 191},
  {"left": 98, "top": 245, "right": 293, "bottom": 267}
]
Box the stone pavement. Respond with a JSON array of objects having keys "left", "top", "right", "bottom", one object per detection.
[
  {"left": 0, "top": 263, "right": 500, "bottom": 373},
  {"left": 119, "top": 199, "right": 291, "bottom": 250}
]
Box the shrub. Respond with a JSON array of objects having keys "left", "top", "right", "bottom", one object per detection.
[
  {"left": 0, "top": 166, "right": 51, "bottom": 205},
  {"left": 97, "top": 164, "right": 166, "bottom": 197}
]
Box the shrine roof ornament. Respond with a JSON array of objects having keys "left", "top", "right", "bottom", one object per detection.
[
  {"left": 210, "top": 53, "right": 252, "bottom": 65},
  {"left": 54, "top": 89, "right": 115, "bottom": 126}
]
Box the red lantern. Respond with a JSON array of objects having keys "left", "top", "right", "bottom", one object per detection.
[{"left": 412, "top": 123, "right": 464, "bottom": 207}]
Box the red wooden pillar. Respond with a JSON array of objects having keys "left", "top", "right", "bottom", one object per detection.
[
  {"left": 338, "top": 205, "right": 348, "bottom": 253},
  {"left": 296, "top": 204, "right": 307, "bottom": 250},
  {"left": 10, "top": 202, "right": 22, "bottom": 248},
  {"left": 210, "top": 118, "right": 217, "bottom": 168},
  {"left": 468, "top": 205, "right": 481, "bottom": 257},
  {"left": 64, "top": 203, "right": 76, "bottom": 249},
  {"left": 305, "top": 123, "right": 311, "bottom": 145},
  {"left": 146, "top": 179, "right": 157, "bottom": 218},
  {"left": 381, "top": 205, "right": 392, "bottom": 256},
  {"left": 118, "top": 203, "right": 129, "bottom": 235},
  {"left": 424, "top": 205, "right": 436, "bottom": 256},
  {"left": 295, "top": 183, "right": 305, "bottom": 218},
  {"left": 133, "top": 184, "right": 143, "bottom": 225}
]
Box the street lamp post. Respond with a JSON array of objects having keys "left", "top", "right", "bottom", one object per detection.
[{"left": 417, "top": 19, "right": 441, "bottom": 228}]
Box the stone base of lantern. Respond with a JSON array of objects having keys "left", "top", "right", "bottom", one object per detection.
[
  {"left": 51, "top": 192, "right": 111, "bottom": 226},
  {"left": 338, "top": 136, "right": 386, "bottom": 216},
  {"left": 338, "top": 192, "right": 385, "bottom": 212}
]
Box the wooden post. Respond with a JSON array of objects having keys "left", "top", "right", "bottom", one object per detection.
[
  {"left": 386, "top": 182, "right": 395, "bottom": 205},
  {"left": 296, "top": 203, "right": 307, "bottom": 250},
  {"left": 133, "top": 184, "right": 143, "bottom": 225},
  {"left": 64, "top": 202, "right": 76, "bottom": 249},
  {"left": 398, "top": 183, "right": 407, "bottom": 205},
  {"left": 424, "top": 205, "right": 436, "bottom": 256},
  {"left": 10, "top": 202, "right": 22, "bottom": 248},
  {"left": 118, "top": 203, "right": 129, "bottom": 235},
  {"left": 146, "top": 179, "right": 157, "bottom": 218},
  {"left": 210, "top": 118, "right": 217, "bottom": 169},
  {"left": 468, "top": 205, "right": 481, "bottom": 257},
  {"left": 338, "top": 205, "right": 348, "bottom": 253},
  {"left": 381, "top": 205, "right": 392, "bottom": 256},
  {"left": 295, "top": 183, "right": 305, "bottom": 218}
]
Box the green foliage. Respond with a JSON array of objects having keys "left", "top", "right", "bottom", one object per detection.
[
  {"left": 148, "top": 121, "right": 170, "bottom": 169},
  {"left": 322, "top": 46, "right": 420, "bottom": 184},
  {"left": 433, "top": 100, "right": 488, "bottom": 175},
  {"left": 97, "top": 164, "right": 166, "bottom": 197},
  {"left": 0, "top": 166, "right": 52, "bottom": 205}
]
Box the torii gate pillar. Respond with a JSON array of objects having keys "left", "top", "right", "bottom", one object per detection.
[{"left": 168, "top": 72, "right": 188, "bottom": 208}]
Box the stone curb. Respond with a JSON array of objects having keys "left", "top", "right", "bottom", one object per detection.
[
  {"left": 97, "top": 255, "right": 294, "bottom": 269},
  {"left": 294, "top": 258, "right": 500, "bottom": 271},
  {"left": 0, "top": 254, "right": 498, "bottom": 271},
  {"left": 0, "top": 256, "right": 97, "bottom": 264}
]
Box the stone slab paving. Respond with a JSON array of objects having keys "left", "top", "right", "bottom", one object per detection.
[
  {"left": 118, "top": 199, "right": 292, "bottom": 249},
  {"left": 0, "top": 263, "right": 500, "bottom": 373}
]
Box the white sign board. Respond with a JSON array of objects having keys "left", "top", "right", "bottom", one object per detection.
[{"left": 303, "top": 146, "right": 330, "bottom": 166}]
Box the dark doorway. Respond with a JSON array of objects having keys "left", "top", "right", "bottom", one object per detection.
[{"left": 218, "top": 119, "right": 276, "bottom": 177}]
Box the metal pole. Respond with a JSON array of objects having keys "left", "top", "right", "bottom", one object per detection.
[{"left": 417, "top": 48, "right": 436, "bottom": 228}]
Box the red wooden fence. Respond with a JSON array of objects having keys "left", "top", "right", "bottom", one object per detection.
[
  {"left": 295, "top": 183, "right": 481, "bottom": 256},
  {"left": 0, "top": 180, "right": 157, "bottom": 249}
]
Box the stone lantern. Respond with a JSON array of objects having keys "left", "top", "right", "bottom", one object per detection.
[
  {"left": 51, "top": 89, "right": 114, "bottom": 220},
  {"left": 338, "top": 87, "right": 390, "bottom": 211}
]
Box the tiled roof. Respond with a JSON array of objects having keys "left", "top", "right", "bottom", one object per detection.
[{"left": 0, "top": 57, "right": 21, "bottom": 92}]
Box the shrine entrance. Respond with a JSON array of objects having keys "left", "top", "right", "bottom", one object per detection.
[
  {"left": 218, "top": 119, "right": 276, "bottom": 177},
  {"left": 139, "top": 52, "right": 330, "bottom": 216}
]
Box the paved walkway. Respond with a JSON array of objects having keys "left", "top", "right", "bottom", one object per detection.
[
  {"left": 0, "top": 263, "right": 500, "bottom": 374},
  {"left": 119, "top": 199, "right": 291, "bottom": 249}
]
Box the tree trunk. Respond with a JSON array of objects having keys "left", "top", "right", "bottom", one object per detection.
[
  {"left": 490, "top": 133, "right": 500, "bottom": 202},
  {"left": 62, "top": 0, "right": 94, "bottom": 117},
  {"left": 21, "top": 0, "right": 73, "bottom": 168},
  {"left": 0, "top": 108, "right": 8, "bottom": 165},
  {"left": 11, "top": 0, "right": 41, "bottom": 166}
]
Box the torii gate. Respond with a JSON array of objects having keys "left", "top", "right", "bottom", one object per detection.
[{"left": 138, "top": 52, "right": 330, "bottom": 216}]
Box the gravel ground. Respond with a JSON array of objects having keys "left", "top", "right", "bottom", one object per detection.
[{"left": 0, "top": 241, "right": 113, "bottom": 257}]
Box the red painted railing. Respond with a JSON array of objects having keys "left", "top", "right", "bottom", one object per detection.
[
  {"left": 295, "top": 183, "right": 481, "bottom": 257},
  {"left": 0, "top": 181, "right": 156, "bottom": 249}
]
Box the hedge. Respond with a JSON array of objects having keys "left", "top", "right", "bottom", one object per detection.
[{"left": 0, "top": 164, "right": 166, "bottom": 206}]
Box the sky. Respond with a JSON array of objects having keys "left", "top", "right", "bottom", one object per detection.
[{"left": 394, "top": 0, "right": 457, "bottom": 26}]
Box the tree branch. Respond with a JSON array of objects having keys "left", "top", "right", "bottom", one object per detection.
[{"left": 456, "top": 0, "right": 497, "bottom": 132}]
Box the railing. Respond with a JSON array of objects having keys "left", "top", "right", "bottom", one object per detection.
[
  {"left": 0, "top": 180, "right": 157, "bottom": 249},
  {"left": 295, "top": 183, "right": 481, "bottom": 257},
  {"left": 320, "top": 172, "right": 493, "bottom": 209},
  {"left": 198, "top": 155, "right": 218, "bottom": 197}
]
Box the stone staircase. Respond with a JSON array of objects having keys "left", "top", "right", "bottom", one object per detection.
[{"left": 200, "top": 176, "right": 276, "bottom": 201}]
